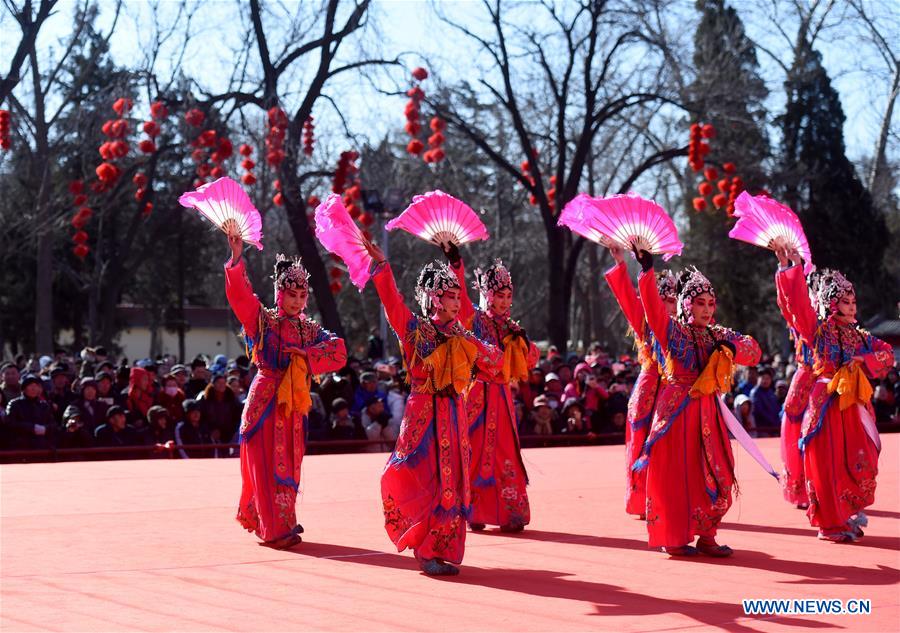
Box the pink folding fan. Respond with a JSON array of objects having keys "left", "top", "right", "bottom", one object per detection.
[
  {"left": 314, "top": 193, "right": 373, "bottom": 290},
  {"left": 729, "top": 192, "right": 813, "bottom": 273},
  {"left": 386, "top": 190, "right": 489, "bottom": 247},
  {"left": 559, "top": 192, "right": 682, "bottom": 260},
  {"left": 178, "top": 177, "right": 263, "bottom": 250}
]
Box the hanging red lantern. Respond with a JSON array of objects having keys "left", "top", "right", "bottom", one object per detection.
[
  {"left": 185, "top": 109, "right": 205, "bottom": 127},
  {"left": 96, "top": 162, "right": 120, "bottom": 184},
  {"left": 150, "top": 101, "right": 168, "bottom": 120},
  {"left": 241, "top": 158, "right": 255, "bottom": 170},
  {"left": 411, "top": 67, "right": 428, "bottom": 81},
  {"left": 692, "top": 197, "right": 708, "bottom": 212},
  {"left": 712, "top": 193, "right": 727, "bottom": 209},
  {"left": 73, "top": 244, "right": 90, "bottom": 259},
  {"left": 73, "top": 193, "right": 88, "bottom": 206},
  {"left": 142, "top": 202, "right": 153, "bottom": 217},
  {"left": 360, "top": 213, "right": 375, "bottom": 227},
  {"left": 239, "top": 143, "right": 253, "bottom": 156},
  {"left": 329, "top": 281, "right": 342, "bottom": 294},
  {"left": 68, "top": 180, "right": 84, "bottom": 195},
  {"left": 723, "top": 162, "right": 736, "bottom": 174},
  {"left": 329, "top": 267, "right": 343, "bottom": 280},
  {"left": 302, "top": 116, "right": 315, "bottom": 157},
  {"left": 0, "top": 109, "right": 10, "bottom": 150},
  {"left": 142, "top": 121, "right": 161, "bottom": 137},
  {"left": 241, "top": 173, "right": 257, "bottom": 186},
  {"left": 112, "top": 98, "right": 133, "bottom": 116},
  {"left": 134, "top": 188, "right": 146, "bottom": 201},
  {"left": 138, "top": 139, "right": 156, "bottom": 154},
  {"left": 703, "top": 167, "right": 718, "bottom": 182},
  {"left": 198, "top": 130, "right": 217, "bottom": 147},
  {"left": 701, "top": 123, "right": 716, "bottom": 139},
  {"left": 110, "top": 119, "right": 129, "bottom": 138},
  {"left": 717, "top": 178, "right": 729, "bottom": 193},
  {"left": 72, "top": 230, "right": 89, "bottom": 244},
  {"left": 273, "top": 192, "right": 284, "bottom": 206},
  {"left": 132, "top": 172, "right": 148, "bottom": 187},
  {"left": 210, "top": 166, "right": 224, "bottom": 178},
  {"left": 406, "top": 139, "right": 424, "bottom": 155},
  {"left": 698, "top": 182, "right": 713, "bottom": 196},
  {"left": 307, "top": 195, "right": 321, "bottom": 208},
  {"left": 75, "top": 207, "right": 93, "bottom": 222},
  {"left": 429, "top": 117, "right": 446, "bottom": 132},
  {"left": 217, "top": 137, "right": 233, "bottom": 159}
]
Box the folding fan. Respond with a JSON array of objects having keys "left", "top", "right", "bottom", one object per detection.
[
  {"left": 729, "top": 192, "right": 813, "bottom": 274},
  {"left": 386, "top": 190, "right": 489, "bottom": 247},
  {"left": 314, "top": 193, "right": 373, "bottom": 290},
  {"left": 559, "top": 192, "right": 683, "bottom": 260},
  {"left": 178, "top": 177, "right": 263, "bottom": 250}
]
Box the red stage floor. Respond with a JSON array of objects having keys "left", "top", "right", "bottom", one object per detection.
[{"left": 2, "top": 437, "right": 898, "bottom": 632}]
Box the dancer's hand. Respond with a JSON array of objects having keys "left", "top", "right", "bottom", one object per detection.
[
  {"left": 632, "top": 245, "right": 653, "bottom": 272},
  {"left": 608, "top": 244, "right": 624, "bottom": 264},
  {"left": 229, "top": 234, "right": 243, "bottom": 266},
  {"left": 441, "top": 242, "right": 461, "bottom": 268},
  {"left": 363, "top": 236, "right": 386, "bottom": 265},
  {"left": 775, "top": 246, "right": 788, "bottom": 269},
  {"left": 785, "top": 247, "right": 801, "bottom": 267}
]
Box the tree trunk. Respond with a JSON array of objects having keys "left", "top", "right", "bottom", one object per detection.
[
  {"left": 30, "top": 48, "right": 53, "bottom": 354},
  {"left": 546, "top": 229, "right": 568, "bottom": 351}
]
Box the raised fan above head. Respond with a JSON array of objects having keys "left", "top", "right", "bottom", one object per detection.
[
  {"left": 178, "top": 176, "right": 263, "bottom": 250},
  {"left": 314, "top": 193, "right": 373, "bottom": 291},
  {"left": 558, "top": 192, "right": 683, "bottom": 260},
  {"left": 386, "top": 190, "right": 489, "bottom": 247},
  {"left": 729, "top": 192, "right": 813, "bottom": 274}
]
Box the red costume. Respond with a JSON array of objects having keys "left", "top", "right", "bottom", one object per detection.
[
  {"left": 454, "top": 260, "right": 539, "bottom": 530},
  {"left": 604, "top": 261, "right": 671, "bottom": 517},
  {"left": 635, "top": 266, "right": 761, "bottom": 549},
  {"left": 224, "top": 257, "right": 346, "bottom": 543},
  {"left": 778, "top": 265, "right": 893, "bottom": 539},
  {"left": 371, "top": 261, "right": 503, "bottom": 565},
  {"left": 774, "top": 270, "right": 813, "bottom": 507}
]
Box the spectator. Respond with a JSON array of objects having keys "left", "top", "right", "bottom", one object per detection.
[
  {"left": 125, "top": 367, "right": 155, "bottom": 427},
  {"left": 94, "top": 371, "right": 119, "bottom": 408},
  {"left": 59, "top": 404, "right": 94, "bottom": 450},
  {"left": 542, "top": 373, "right": 564, "bottom": 411},
  {"left": 198, "top": 374, "right": 240, "bottom": 445},
  {"left": 363, "top": 394, "right": 399, "bottom": 451},
  {"left": 73, "top": 378, "right": 107, "bottom": 434},
  {"left": 873, "top": 385, "right": 895, "bottom": 424},
  {"left": 529, "top": 395, "right": 558, "bottom": 435},
  {"left": 2, "top": 374, "right": 56, "bottom": 450},
  {"left": 175, "top": 399, "right": 214, "bottom": 458},
  {"left": 351, "top": 372, "right": 386, "bottom": 416},
  {"left": 519, "top": 368, "right": 544, "bottom": 410},
  {"left": 560, "top": 398, "right": 588, "bottom": 435},
  {"left": 1, "top": 362, "right": 21, "bottom": 409},
  {"left": 147, "top": 405, "right": 176, "bottom": 456},
  {"left": 94, "top": 405, "right": 142, "bottom": 453},
  {"left": 736, "top": 366, "right": 759, "bottom": 397},
  {"left": 226, "top": 375, "right": 246, "bottom": 404},
  {"left": 156, "top": 374, "right": 186, "bottom": 422},
  {"left": 385, "top": 377, "right": 408, "bottom": 427},
  {"left": 210, "top": 354, "right": 228, "bottom": 375},
  {"left": 184, "top": 358, "right": 210, "bottom": 399},
  {"left": 775, "top": 379, "right": 789, "bottom": 407},
  {"left": 563, "top": 362, "right": 608, "bottom": 427},
  {"left": 605, "top": 382, "right": 630, "bottom": 432},
  {"left": 733, "top": 394, "right": 756, "bottom": 437},
  {"left": 46, "top": 366, "right": 74, "bottom": 423},
  {"left": 328, "top": 398, "right": 365, "bottom": 441},
  {"left": 750, "top": 367, "right": 780, "bottom": 433},
  {"left": 169, "top": 364, "right": 190, "bottom": 392},
  {"left": 114, "top": 365, "right": 131, "bottom": 399}
]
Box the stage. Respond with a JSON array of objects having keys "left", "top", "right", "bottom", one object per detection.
[{"left": 2, "top": 436, "right": 898, "bottom": 632}]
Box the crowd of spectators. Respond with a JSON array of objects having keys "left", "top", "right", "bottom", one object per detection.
[{"left": 1, "top": 339, "right": 898, "bottom": 460}]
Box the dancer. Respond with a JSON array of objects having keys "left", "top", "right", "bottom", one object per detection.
[
  {"left": 776, "top": 250, "right": 893, "bottom": 542},
  {"left": 363, "top": 238, "right": 503, "bottom": 576},
  {"left": 443, "top": 245, "right": 538, "bottom": 533},
  {"left": 224, "top": 234, "right": 347, "bottom": 549},
  {"left": 773, "top": 252, "right": 817, "bottom": 508},
  {"left": 603, "top": 244, "right": 676, "bottom": 518},
  {"left": 633, "top": 249, "right": 761, "bottom": 556}
]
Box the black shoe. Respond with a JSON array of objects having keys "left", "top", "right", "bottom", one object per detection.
[
  {"left": 662, "top": 545, "right": 698, "bottom": 557},
  {"left": 420, "top": 558, "right": 460, "bottom": 576},
  {"left": 469, "top": 522, "right": 486, "bottom": 531}
]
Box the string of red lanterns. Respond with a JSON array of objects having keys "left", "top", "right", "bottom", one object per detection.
[{"left": 0, "top": 110, "right": 10, "bottom": 151}]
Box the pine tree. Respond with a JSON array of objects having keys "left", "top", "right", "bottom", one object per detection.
[
  {"left": 683, "top": 0, "right": 773, "bottom": 336},
  {"left": 779, "top": 38, "right": 891, "bottom": 316}
]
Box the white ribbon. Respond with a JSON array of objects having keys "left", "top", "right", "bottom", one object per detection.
[
  {"left": 815, "top": 377, "right": 881, "bottom": 453},
  {"left": 717, "top": 395, "right": 779, "bottom": 480}
]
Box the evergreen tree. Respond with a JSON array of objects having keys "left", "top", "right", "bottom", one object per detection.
[{"left": 779, "top": 38, "right": 892, "bottom": 317}]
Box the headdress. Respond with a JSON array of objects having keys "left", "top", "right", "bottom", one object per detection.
[
  {"left": 815, "top": 268, "right": 854, "bottom": 319},
  {"left": 473, "top": 258, "right": 513, "bottom": 310},
  {"left": 676, "top": 266, "right": 715, "bottom": 322},
  {"left": 415, "top": 260, "right": 460, "bottom": 315},
  {"left": 656, "top": 269, "right": 677, "bottom": 299},
  {"left": 272, "top": 254, "right": 310, "bottom": 293}
]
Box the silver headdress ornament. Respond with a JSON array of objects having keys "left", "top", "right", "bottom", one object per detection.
[
  {"left": 656, "top": 269, "right": 677, "bottom": 299},
  {"left": 815, "top": 269, "right": 854, "bottom": 319},
  {"left": 473, "top": 258, "right": 513, "bottom": 310},
  {"left": 272, "top": 254, "right": 310, "bottom": 292},
  {"left": 676, "top": 266, "right": 715, "bottom": 322},
  {"left": 415, "top": 260, "right": 460, "bottom": 315}
]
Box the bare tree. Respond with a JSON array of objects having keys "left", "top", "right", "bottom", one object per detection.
[
  {"left": 0, "top": 0, "right": 57, "bottom": 106},
  {"left": 429, "top": 0, "right": 686, "bottom": 351}
]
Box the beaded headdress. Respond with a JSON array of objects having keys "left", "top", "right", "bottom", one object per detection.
[
  {"left": 676, "top": 266, "right": 715, "bottom": 322},
  {"left": 272, "top": 254, "right": 310, "bottom": 293},
  {"left": 415, "top": 260, "right": 460, "bottom": 315},
  {"left": 473, "top": 258, "right": 513, "bottom": 310},
  {"left": 656, "top": 269, "right": 677, "bottom": 299},
  {"left": 815, "top": 269, "right": 854, "bottom": 319}
]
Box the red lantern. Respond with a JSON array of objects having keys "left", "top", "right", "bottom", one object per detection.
[
  {"left": 101, "top": 120, "right": 115, "bottom": 137},
  {"left": 197, "top": 163, "right": 211, "bottom": 178},
  {"left": 68, "top": 180, "right": 84, "bottom": 195},
  {"left": 142, "top": 202, "right": 153, "bottom": 216},
  {"left": 217, "top": 137, "right": 233, "bottom": 159},
  {"left": 692, "top": 197, "right": 707, "bottom": 212},
  {"left": 406, "top": 139, "right": 424, "bottom": 155},
  {"left": 210, "top": 166, "right": 224, "bottom": 178},
  {"left": 110, "top": 119, "right": 129, "bottom": 138},
  {"left": 411, "top": 67, "right": 428, "bottom": 81},
  {"left": 712, "top": 194, "right": 727, "bottom": 209},
  {"left": 267, "top": 107, "right": 289, "bottom": 129},
  {"left": 273, "top": 192, "right": 284, "bottom": 207},
  {"left": 73, "top": 244, "right": 90, "bottom": 259},
  {"left": 150, "top": 101, "right": 168, "bottom": 120},
  {"left": 698, "top": 142, "right": 710, "bottom": 156},
  {"left": 239, "top": 143, "right": 253, "bottom": 156},
  {"left": 191, "top": 149, "right": 205, "bottom": 163},
  {"left": 273, "top": 179, "right": 281, "bottom": 191},
  {"left": 198, "top": 130, "right": 217, "bottom": 147},
  {"left": 266, "top": 149, "right": 285, "bottom": 166},
  {"left": 428, "top": 132, "right": 445, "bottom": 147},
  {"left": 404, "top": 121, "right": 421, "bottom": 137},
  {"left": 329, "top": 281, "right": 342, "bottom": 294},
  {"left": 135, "top": 188, "right": 145, "bottom": 201},
  {"left": 429, "top": 117, "right": 446, "bottom": 132},
  {"left": 112, "top": 98, "right": 133, "bottom": 116},
  {"left": 407, "top": 86, "right": 424, "bottom": 100},
  {"left": 701, "top": 123, "right": 716, "bottom": 139},
  {"left": 132, "top": 172, "right": 148, "bottom": 187},
  {"left": 72, "top": 230, "right": 89, "bottom": 244},
  {"left": 241, "top": 173, "right": 257, "bottom": 186},
  {"left": 138, "top": 139, "right": 156, "bottom": 154},
  {"left": 71, "top": 215, "right": 88, "bottom": 230},
  {"left": 96, "top": 162, "right": 120, "bottom": 184},
  {"left": 329, "top": 267, "right": 343, "bottom": 280},
  {"left": 360, "top": 213, "right": 375, "bottom": 227},
  {"left": 73, "top": 193, "right": 88, "bottom": 206},
  {"left": 430, "top": 148, "right": 445, "bottom": 163},
  {"left": 185, "top": 109, "right": 205, "bottom": 127},
  {"left": 142, "top": 121, "right": 160, "bottom": 137},
  {"left": 75, "top": 207, "right": 93, "bottom": 222},
  {"left": 112, "top": 140, "right": 129, "bottom": 158},
  {"left": 307, "top": 195, "right": 321, "bottom": 208},
  {"left": 717, "top": 178, "right": 729, "bottom": 193},
  {"left": 703, "top": 167, "right": 718, "bottom": 182},
  {"left": 193, "top": 179, "right": 206, "bottom": 188},
  {"left": 723, "top": 162, "right": 736, "bottom": 174},
  {"left": 241, "top": 158, "right": 255, "bottom": 170},
  {"left": 698, "top": 182, "right": 713, "bottom": 196}
]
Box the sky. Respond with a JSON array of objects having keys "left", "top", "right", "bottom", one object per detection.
[{"left": 2, "top": 0, "right": 897, "bottom": 170}]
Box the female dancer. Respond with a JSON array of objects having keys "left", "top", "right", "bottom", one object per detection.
[
  {"left": 364, "top": 239, "right": 503, "bottom": 575},
  {"left": 443, "top": 245, "right": 538, "bottom": 533},
  {"left": 603, "top": 245, "right": 676, "bottom": 518},
  {"left": 773, "top": 253, "right": 817, "bottom": 508},
  {"left": 225, "top": 235, "right": 347, "bottom": 549},
  {"left": 633, "top": 249, "right": 761, "bottom": 556},
  {"left": 777, "top": 250, "right": 893, "bottom": 541}
]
